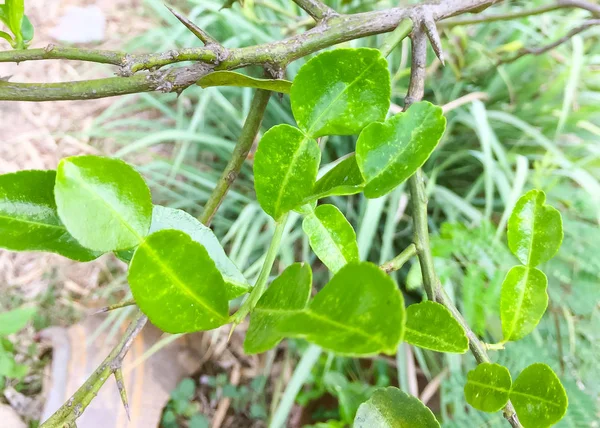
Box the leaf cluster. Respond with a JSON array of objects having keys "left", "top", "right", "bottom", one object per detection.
[{"left": 0, "top": 0, "right": 33, "bottom": 49}]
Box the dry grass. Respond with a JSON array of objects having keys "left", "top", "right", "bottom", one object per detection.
[{"left": 0, "top": 0, "right": 155, "bottom": 302}]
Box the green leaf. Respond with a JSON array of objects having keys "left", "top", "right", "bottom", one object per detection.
[
  {"left": 310, "top": 154, "right": 365, "bottom": 201},
  {"left": 117, "top": 206, "right": 249, "bottom": 299},
  {"left": 507, "top": 190, "right": 563, "bottom": 267},
  {"left": 356, "top": 101, "right": 446, "bottom": 198},
  {"left": 0, "top": 5, "right": 7, "bottom": 25},
  {"left": 21, "top": 14, "right": 33, "bottom": 43},
  {"left": 277, "top": 262, "right": 404, "bottom": 356},
  {"left": 510, "top": 363, "right": 568, "bottom": 428},
  {"left": 464, "top": 363, "right": 512, "bottom": 412},
  {"left": 0, "top": 349, "right": 16, "bottom": 377},
  {"left": 0, "top": 31, "right": 12, "bottom": 44},
  {"left": 291, "top": 48, "right": 390, "bottom": 138},
  {"left": 244, "top": 263, "right": 312, "bottom": 354},
  {"left": 55, "top": 156, "right": 153, "bottom": 252},
  {"left": 500, "top": 265, "right": 548, "bottom": 342},
  {"left": 128, "top": 229, "right": 229, "bottom": 333},
  {"left": 403, "top": 301, "right": 468, "bottom": 354},
  {"left": 254, "top": 124, "right": 320, "bottom": 220},
  {"left": 0, "top": 170, "right": 101, "bottom": 261},
  {"left": 0, "top": 306, "right": 36, "bottom": 336},
  {"left": 302, "top": 204, "right": 359, "bottom": 273},
  {"left": 6, "top": 0, "right": 24, "bottom": 38},
  {"left": 197, "top": 71, "right": 291, "bottom": 93},
  {"left": 354, "top": 387, "right": 440, "bottom": 427}
]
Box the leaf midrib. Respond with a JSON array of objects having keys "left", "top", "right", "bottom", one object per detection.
[
  {"left": 0, "top": 213, "right": 64, "bottom": 231},
  {"left": 305, "top": 310, "right": 388, "bottom": 349},
  {"left": 525, "top": 200, "right": 538, "bottom": 265},
  {"left": 307, "top": 213, "right": 349, "bottom": 269},
  {"left": 306, "top": 58, "right": 380, "bottom": 136},
  {"left": 405, "top": 326, "right": 465, "bottom": 352},
  {"left": 66, "top": 167, "right": 142, "bottom": 242},
  {"left": 505, "top": 267, "right": 530, "bottom": 340},
  {"left": 140, "top": 242, "right": 227, "bottom": 322},
  {"left": 511, "top": 389, "right": 563, "bottom": 408},
  {"left": 466, "top": 379, "right": 511, "bottom": 394},
  {"left": 366, "top": 108, "right": 437, "bottom": 184},
  {"left": 272, "top": 134, "right": 311, "bottom": 218}
]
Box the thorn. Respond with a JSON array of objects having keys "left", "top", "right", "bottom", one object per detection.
[
  {"left": 93, "top": 299, "right": 136, "bottom": 315},
  {"left": 165, "top": 5, "right": 219, "bottom": 46},
  {"left": 113, "top": 368, "right": 130, "bottom": 421},
  {"left": 423, "top": 18, "right": 445, "bottom": 65}
]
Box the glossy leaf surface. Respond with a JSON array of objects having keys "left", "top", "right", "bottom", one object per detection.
[
  {"left": 254, "top": 124, "right": 320, "bottom": 220},
  {"left": 244, "top": 263, "right": 311, "bottom": 354},
  {"left": 6, "top": 0, "right": 24, "bottom": 38},
  {"left": 278, "top": 262, "right": 404, "bottom": 355},
  {"left": 310, "top": 154, "right": 365, "bottom": 201},
  {"left": 0, "top": 306, "right": 36, "bottom": 336},
  {"left": 128, "top": 229, "right": 229, "bottom": 333},
  {"left": 507, "top": 190, "right": 562, "bottom": 267},
  {"left": 464, "top": 363, "right": 512, "bottom": 412},
  {"left": 291, "top": 48, "right": 390, "bottom": 138},
  {"left": 510, "top": 363, "right": 568, "bottom": 428},
  {"left": 0, "top": 170, "right": 100, "bottom": 261},
  {"left": 55, "top": 156, "right": 153, "bottom": 252},
  {"left": 354, "top": 387, "right": 440, "bottom": 428},
  {"left": 500, "top": 266, "right": 548, "bottom": 342},
  {"left": 356, "top": 102, "right": 446, "bottom": 198},
  {"left": 404, "top": 301, "right": 468, "bottom": 354},
  {"left": 302, "top": 204, "right": 359, "bottom": 273},
  {"left": 117, "top": 206, "right": 249, "bottom": 299},
  {"left": 198, "top": 71, "right": 292, "bottom": 93}
]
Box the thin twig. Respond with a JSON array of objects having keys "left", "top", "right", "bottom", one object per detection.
[
  {"left": 401, "top": 23, "right": 523, "bottom": 428},
  {"left": 93, "top": 298, "right": 136, "bottom": 314},
  {"left": 391, "top": 93, "right": 490, "bottom": 115},
  {"left": 292, "top": 0, "right": 337, "bottom": 21},
  {"left": 381, "top": 244, "right": 417, "bottom": 273},
  {"left": 498, "top": 19, "right": 600, "bottom": 64},
  {"left": 41, "top": 311, "right": 148, "bottom": 428},
  {"left": 442, "top": 0, "right": 600, "bottom": 27},
  {"left": 0, "top": 45, "right": 127, "bottom": 64},
  {"left": 232, "top": 214, "right": 289, "bottom": 325},
  {"left": 199, "top": 89, "right": 272, "bottom": 226},
  {"left": 0, "top": 61, "right": 215, "bottom": 101}
]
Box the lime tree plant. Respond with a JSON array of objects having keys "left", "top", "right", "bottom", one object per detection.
[{"left": 1, "top": 0, "right": 596, "bottom": 426}]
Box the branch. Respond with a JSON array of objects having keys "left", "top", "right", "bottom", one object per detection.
[
  {"left": 2, "top": 0, "right": 597, "bottom": 101},
  {"left": 0, "top": 0, "right": 497, "bottom": 101},
  {"left": 442, "top": 0, "right": 600, "bottom": 27},
  {"left": 381, "top": 244, "right": 417, "bottom": 273},
  {"left": 292, "top": 0, "right": 337, "bottom": 21},
  {"left": 0, "top": 45, "right": 217, "bottom": 73},
  {"left": 401, "top": 23, "right": 522, "bottom": 428},
  {"left": 0, "top": 45, "right": 126, "bottom": 65},
  {"left": 499, "top": 19, "right": 600, "bottom": 64},
  {"left": 199, "top": 89, "right": 272, "bottom": 226},
  {"left": 41, "top": 311, "right": 148, "bottom": 427},
  {"left": 0, "top": 62, "right": 214, "bottom": 101}
]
